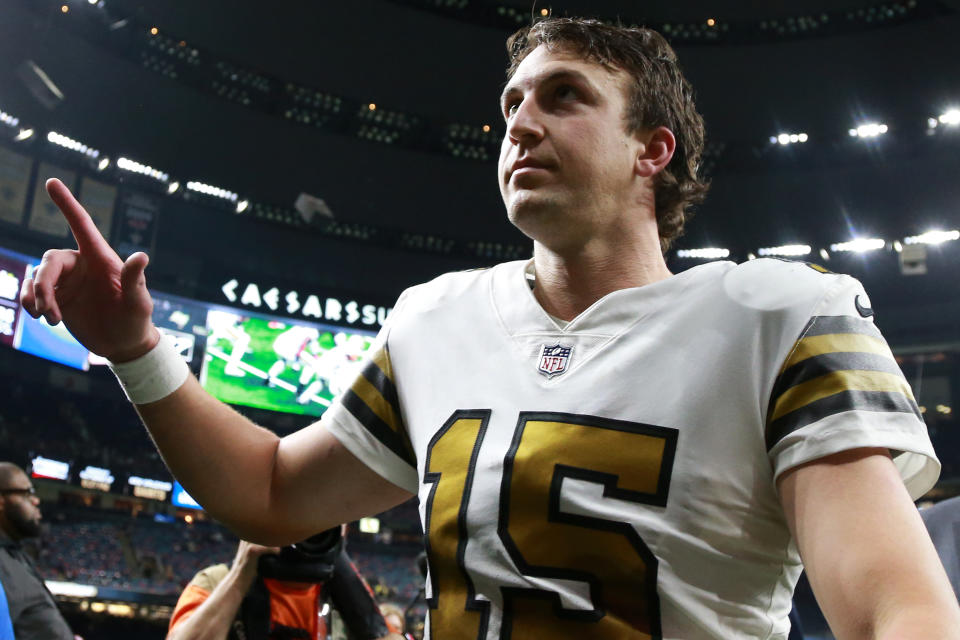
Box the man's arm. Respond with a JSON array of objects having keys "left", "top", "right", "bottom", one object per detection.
[
  {"left": 167, "top": 543, "right": 274, "bottom": 640},
  {"left": 778, "top": 447, "right": 960, "bottom": 639},
  {"left": 21, "top": 179, "right": 414, "bottom": 545},
  {"left": 138, "top": 378, "right": 412, "bottom": 544}
]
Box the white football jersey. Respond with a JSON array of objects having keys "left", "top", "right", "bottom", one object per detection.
[{"left": 323, "top": 258, "right": 938, "bottom": 640}]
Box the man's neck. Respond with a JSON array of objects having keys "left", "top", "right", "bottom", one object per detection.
[{"left": 531, "top": 241, "right": 672, "bottom": 321}]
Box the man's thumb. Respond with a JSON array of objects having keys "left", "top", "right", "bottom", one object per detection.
[{"left": 120, "top": 252, "right": 150, "bottom": 301}]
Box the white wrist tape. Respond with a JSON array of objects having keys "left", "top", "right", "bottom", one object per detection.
[{"left": 108, "top": 334, "right": 191, "bottom": 404}]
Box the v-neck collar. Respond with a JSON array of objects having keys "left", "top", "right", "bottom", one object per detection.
[{"left": 492, "top": 259, "right": 733, "bottom": 337}]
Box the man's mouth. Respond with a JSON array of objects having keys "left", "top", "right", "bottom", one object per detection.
[{"left": 509, "top": 157, "right": 554, "bottom": 180}]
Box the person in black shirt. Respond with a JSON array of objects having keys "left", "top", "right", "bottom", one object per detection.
[{"left": 0, "top": 462, "right": 74, "bottom": 640}]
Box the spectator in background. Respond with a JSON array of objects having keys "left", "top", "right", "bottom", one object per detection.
[
  {"left": 922, "top": 495, "right": 960, "bottom": 601},
  {"left": 0, "top": 462, "right": 76, "bottom": 639},
  {"left": 379, "top": 603, "right": 414, "bottom": 640},
  {"left": 169, "top": 531, "right": 401, "bottom": 640}
]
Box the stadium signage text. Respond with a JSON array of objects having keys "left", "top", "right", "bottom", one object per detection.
[
  {"left": 128, "top": 476, "right": 173, "bottom": 501},
  {"left": 221, "top": 279, "right": 391, "bottom": 329},
  {"left": 79, "top": 466, "right": 115, "bottom": 492}
]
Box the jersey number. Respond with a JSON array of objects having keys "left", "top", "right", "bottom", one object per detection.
[{"left": 423, "top": 410, "right": 678, "bottom": 640}]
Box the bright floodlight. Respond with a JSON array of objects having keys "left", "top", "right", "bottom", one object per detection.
[
  {"left": 903, "top": 230, "right": 960, "bottom": 245},
  {"left": 15, "top": 128, "right": 34, "bottom": 141},
  {"left": 849, "top": 123, "right": 888, "bottom": 138},
  {"left": 47, "top": 131, "right": 100, "bottom": 159},
  {"left": 774, "top": 132, "right": 807, "bottom": 145},
  {"left": 97, "top": 157, "right": 110, "bottom": 171},
  {"left": 819, "top": 248, "right": 830, "bottom": 261},
  {"left": 167, "top": 181, "right": 180, "bottom": 194},
  {"left": 0, "top": 110, "right": 19, "bottom": 127},
  {"left": 939, "top": 109, "right": 960, "bottom": 126},
  {"left": 758, "top": 244, "right": 811, "bottom": 257},
  {"left": 236, "top": 199, "right": 249, "bottom": 213},
  {"left": 676, "top": 248, "right": 730, "bottom": 259},
  {"left": 187, "top": 181, "right": 238, "bottom": 202},
  {"left": 117, "top": 156, "right": 168, "bottom": 182},
  {"left": 830, "top": 238, "right": 885, "bottom": 253}
]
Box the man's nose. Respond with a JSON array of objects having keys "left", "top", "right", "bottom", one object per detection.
[{"left": 506, "top": 99, "right": 545, "bottom": 145}]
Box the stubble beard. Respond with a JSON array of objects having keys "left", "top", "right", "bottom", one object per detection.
[{"left": 9, "top": 505, "right": 42, "bottom": 539}]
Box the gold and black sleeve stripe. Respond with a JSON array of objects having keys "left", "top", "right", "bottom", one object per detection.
[
  {"left": 341, "top": 345, "right": 416, "bottom": 467},
  {"left": 766, "top": 315, "right": 921, "bottom": 451}
]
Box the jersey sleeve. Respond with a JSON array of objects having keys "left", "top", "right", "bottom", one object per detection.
[
  {"left": 321, "top": 291, "right": 418, "bottom": 493},
  {"left": 766, "top": 274, "right": 940, "bottom": 499}
]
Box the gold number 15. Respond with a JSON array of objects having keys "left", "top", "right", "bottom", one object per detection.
[{"left": 423, "top": 410, "right": 678, "bottom": 640}]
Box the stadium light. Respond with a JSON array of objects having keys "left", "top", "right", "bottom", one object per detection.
[
  {"left": 848, "top": 123, "right": 888, "bottom": 138},
  {"left": 819, "top": 249, "right": 830, "bottom": 261},
  {"left": 830, "top": 238, "right": 885, "bottom": 253},
  {"left": 903, "top": 230, "right": 960, "bottom": 245},
  {"left": 187, "top": 181, "right": 237, "bottom": 202},
  {"left": 97, "top": 157, "right": 110, "bottom": 171},
  {"left": 0, "top": 110, "right": 19, "bottom": 128},
  {"left": 117, "top": 156, "right": 168, "bottom": 182},
  {"left": 676, "top": 247, "right": 730, "bottom": 259},
  {"left": 15, "top": 128, "right": 34, "bottom": 141},
  {"left": 939, "top": 109, "right": 960, "bottom": 126},
  {"left": 167, "top": 181, "right": 180, "bottom": 194},
  {"left": 236, "top": 199, "right": 249, "bottom": 213},
  {"left": 47, "top": 131, "right": 100, "bottom": 159},
  {"left": 770, "top": 132, "right": 808, "bottom": 145},
  {"left": 757, "top": 244, "right": 811, "bottom": 257}
]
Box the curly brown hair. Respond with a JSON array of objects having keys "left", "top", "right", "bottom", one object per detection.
[{"left": 506, "top": 18, "right": 709, "bottom": 252}]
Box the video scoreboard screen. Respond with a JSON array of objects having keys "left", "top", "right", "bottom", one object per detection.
[
  {"left": 0, "top": 244, "right": 379, "bottom": 418},
  {"left": 199, "top": 309, "right": 374, "bottom": 417},
  {"left": 0, "top": 246, "right": 90, "bottom": 370}
]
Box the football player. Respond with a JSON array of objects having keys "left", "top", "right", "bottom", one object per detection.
[{"left": 21, "top": 17, "right": 960, "bottom": 639}]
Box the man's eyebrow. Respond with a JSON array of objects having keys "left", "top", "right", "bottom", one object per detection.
[{"left": 499, "top": 68, "right": 595, "bottom": 108}]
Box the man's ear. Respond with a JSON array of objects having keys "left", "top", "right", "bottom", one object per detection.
[{"left": 635, "top": 126, "right": 676, "bottom": 178}]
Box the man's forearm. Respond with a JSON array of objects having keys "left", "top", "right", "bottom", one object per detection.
[
  {"left": 167, "top": 568, "right": 251, "bottom": 640},
  {"left": 135, "top": 375, "right": 283, "bottom": 541}
]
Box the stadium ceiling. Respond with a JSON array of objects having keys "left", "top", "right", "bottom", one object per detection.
[{"left": 0, "top": 0, "right": 957, "bottom": 251}]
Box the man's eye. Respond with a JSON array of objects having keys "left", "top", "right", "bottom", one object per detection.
[
  {"left": 556, "top": 85, "right": 577, "bottom": 101},
  {"left": 505, "top": 102, "right": 520, "bottom": 117}
]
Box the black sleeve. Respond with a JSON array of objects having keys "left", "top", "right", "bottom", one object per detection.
[{"left": 328, "top": 550, "right": 390, "bottom": 640}]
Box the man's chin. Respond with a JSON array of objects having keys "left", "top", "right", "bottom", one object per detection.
[{"left": 14, "top": 518, "right": 43, "bottom": 539}]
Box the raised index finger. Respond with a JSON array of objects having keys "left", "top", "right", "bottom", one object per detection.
[{"left": 46, "top": 178, "right": 114, "bottom": 257}]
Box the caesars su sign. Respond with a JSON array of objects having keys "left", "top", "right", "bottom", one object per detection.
[{"left": 221, "top": 279, "right": 392, "bottom": 329}]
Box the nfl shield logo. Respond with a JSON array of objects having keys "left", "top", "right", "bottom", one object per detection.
[{"left": 538, "top": 344, "right": 572, "bottom": 378}]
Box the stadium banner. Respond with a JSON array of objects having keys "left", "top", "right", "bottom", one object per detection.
[
  {"left": 0, "top": 146, "right": 32, "bottom": 226},
  {"left": 201, "top": 268, "right": 394, "bottom": 331},
  {"left": 78, "top": 177, "right": 117, "bottom": 242},
  {"left": 113, "top": 189, "right": 160, "bottom": 259},
  {"left": 27, "top": 163, "right": 75, "bottom": 237}
]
